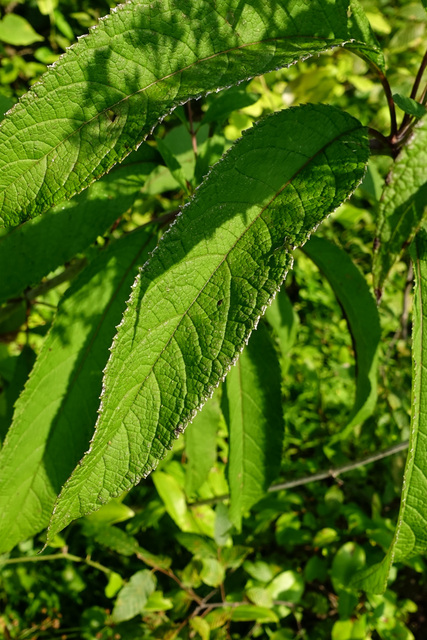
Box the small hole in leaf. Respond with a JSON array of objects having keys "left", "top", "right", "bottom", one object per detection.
[
  {"left": 107, "top": 109, "right": 117, "bottom": 123},
  {"left": 217, "top": 299, "right": 223, "bottom": 307}
]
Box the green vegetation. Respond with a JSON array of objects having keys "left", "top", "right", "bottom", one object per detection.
[{"left": 0, "top": 0, "right": 426, "bottom": 638}]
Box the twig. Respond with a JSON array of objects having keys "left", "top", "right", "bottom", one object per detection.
[
  {"left": 0, "top": 551, "right": 111, "bottom": 575},
  {"left": 189, "top": 441, "right": 409, "bottom": 507}
]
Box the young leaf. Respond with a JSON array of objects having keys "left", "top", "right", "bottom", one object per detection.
[
  {"left": 0, "top": 227, "right": 156, "bottom": 553},
  {"left": 302, "top": 236, "right": 381, "bottom": 436},
  {"left": 224, "top": 323, "right": 284, "bottom": 530},
  {"left": 48, "top": 104, "right": 370, "bottom": 539},
  {"left": 352, "top": 229, "right": 427, "bottom": 594},
  {"left": 373, "top": 116, "right": 427, "bottom": 297},
  {"left": 393, "top": 93, "right": 427, "bottom": 119},
  {"left": 0, "top": 0, "right": 382, "bottom": 226},
  {"left": 0, "top": 144, "right": 158, "bottom": 305},
  {"left": 185, "top": 390, "right": 221, "bottom": 498}
]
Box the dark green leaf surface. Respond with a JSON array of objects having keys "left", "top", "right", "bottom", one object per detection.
[
  {"left": 0, "top": 0, "right": 382, "bottom": 226},
  {"left": 353, "top": 230, "right": 427, "bottom": 594},
  {"left": 185, "top": 390, "right": 220, "bottom": 498},
  {"left": 393, "top": 93, "right": 427, "bottom": 119},
  {"left": 0, "top": 227, "right": 156, "bottom": 553},
  {"left": 373, "top": 116, "right": 427, "bottom": 297},
  {"left": 265, "top": 288, "right": 298, "bottom": 372},
  {"left": 225, "top": 323, "right": 284, "bottom": 530},
  {"left": 48, "top": 104, "right": 369, "bottom": 538},
  {"left": 303, "top": 236, "right": 380, "bottom": 435},
  {"left": 0, "top": 145, "right": 158, "bottom": 305}
]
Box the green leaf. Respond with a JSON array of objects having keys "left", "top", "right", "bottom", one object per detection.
[
  {"left": 0, "top": 346, "right": 36, "bottom": 445},
  {"left": 225, "top": 323, "right": 284, "bottom": 530},
  {"left": 0, "top": 14, "right": 44, "bottom": 46},
  {"left": 303, "top": 236, "right": 381, "bottom": 436},
  {"left": 231, "top": 605, "right": 279, "bottom": 623},
  {"left": 185, "top": 390, "right": 220, "bottom": 498},
  {"left": 267, "top": 570, "right": 305, "bottom": 604},
  {"left": 373, "top": 116, "right": 427, "bottom": 297},
  {"left": 0, "top": 0, "right": 382, "bottom": 226},
  {"left": 265, "top": 288, "right": 298, "bottom": 373},
  {"left": 393, "top": 93, "right": 427, "bottom": 119},
  {"left": 0, "top": 227, "right": 156, "bottom": 553},
  {"left": 48, "top": 104, "right": 370, "bottom": 539},
  {"left": 112, "top": 570, "right": 156, "bottom": 623},
  {"left": 202, "top": 85, "right": 259, "bottom": 125},
  {"left": 0, "top": 145, "right": 158, "bottom": 305},
  {"left": 352, "top": 230, "right": 427, "bottom": 594}
]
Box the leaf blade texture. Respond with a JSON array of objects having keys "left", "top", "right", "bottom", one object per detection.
[
  {"left": 352, "top": 229, "right": 427, "bottom": 593},
  {"left": 225, "top": 323, "right": 284, "bottom": 530},
  {"left": 48, "top": 103, "right": 370, "bottom": 539},
  {"left": 0, "top": 144, "right": 157, "bottom": 305},
  {"left": 0, "top": 0, "right": 382, "bottom": 226},
  {"left": 0, "top": 227, "right": 156, "bottom": 553},
  {"left": 373, "top": 116, "right": 427, "bottom": 297},
  {"left": 303, "top": 235, "right": 381, "bottom": 436}
]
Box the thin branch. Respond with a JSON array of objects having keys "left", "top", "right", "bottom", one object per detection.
[
  {"left": 0, "top": 551, "right": 111, "bottom": 575},
  {"left": 189, "top": 441, "right": 409, "bottom": 507},
  {"left": 370, "top": 64, "right": 397, "bottom": 140},
  {"left": 410, "top": 47, "right": 427, "bottom": 101}
]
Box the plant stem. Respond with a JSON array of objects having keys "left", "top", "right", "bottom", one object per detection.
[
  {"left": 189, "top": 441, "right": 409, "bottom": 507},
  {"left": 0, "top": 551, "right": 111, "bottom": 575}
]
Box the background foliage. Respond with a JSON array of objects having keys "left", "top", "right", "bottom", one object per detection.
[{"left": 0, "top": 0, "right": 426, "bottom": 638}]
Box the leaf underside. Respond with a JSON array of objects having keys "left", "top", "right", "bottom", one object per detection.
[
  {"left": 352, "top": 229, "right": 427, "bottom": 594},
  {"left": 0, "top": 0, "right": 382, "bottom": 226},
  {"left": 47, "top": 103, "right": 370, "bottom": 540}
]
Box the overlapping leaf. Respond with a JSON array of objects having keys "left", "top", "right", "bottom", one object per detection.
[
  {"left": 47, "top": 103, "right": 370, "bottom": 539},
  {"left": 225, "top": 323, "right": 284, "bottom": 530},
  {"left": 0, "top": 0, "right": 382, "bottom": 226},
  {"left": 0, "top": 227, "right": 156, "bottom": 552},
  {"left": 352, "top": 229, "right": 427, "bottom": 593},
  {"left": 303, "top": 235, "right": 381, "bottom": 436},
  {"left": 0, "top": 144, "right": 158, "bottom": 305},
  {"left": 373, "top": 116, "right": 427, "bottom": 297}
]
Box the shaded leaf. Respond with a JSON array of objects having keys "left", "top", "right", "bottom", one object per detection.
[
  {"left": 373, "top": 116, "right": 427, "bottom": 297},
  {"left": 0, "top": 227, "right": 156, "bottom": 553},
  {"left": 0, "top": 0, "right": 382, "bottom": 226},
  {"left": 48, "top": 104, "right": 369, "bottom": 539},
  {"left": 112, "top": 570, "right": 156, "bottom": 623},
  {"left": 352, "top": 230, "right": 427, "bottom": 593},
  {"left": 303, "top": 235, "right": 380, "bottom": 436},
  {"left": 225, "top": 323, "right": 284, "bottom": 530}
]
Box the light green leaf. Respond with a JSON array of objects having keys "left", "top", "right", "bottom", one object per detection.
[
  {"left": 265, "top": 288, "right": 298, "bottom": 372},
  {"left": 267, "top": 570, "right": 305, "bottom": 604},
  {"left": 84, "top": 498, "right": 135, "bottom": 526},
  {"left": 105, "top": 572, "right": 123, "bottom": 599},
  {"left": 0, "top": 0, "right": 382, "bottom": 226},
  {"left": 0, "top": 227, "right": 156, "bottom": 553},
  {"left": 200, "top": 557, "right": 225, "bottom": 587},
  {"left": 303, "top": 235, "right": 381, "bottom": 436},
  {"left": 0, "top": 145, "right": 158, "bottom": 305},
  {"left": 112, "top": 570, "right": 156, "bottom": 623},
  {"left": 231, "top": 605, "right": 279, "bottom": 623},
  {"left": 185, "top": 391, "right": 221, "bottom": 498},
  {"left": 0, "top": 14, "right": 44, "bottom": 46},
  {"left": 393, "top": 93, "right": 427, "bottom": 119},
  {"left": 225, "top": 323, "right": 284, "bottom": 530},
  {"left": 352, "top": 230, "right": 427, "bottom": 593},
  {"left": 48, "top": 104, "right": 369, "bottom": 540},
  {"left": 373, "top": 116, "right": 427, "bottom": 297}
]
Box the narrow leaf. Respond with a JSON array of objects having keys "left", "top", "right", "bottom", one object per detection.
[
  {"left": 48, "top": 104, "right": 370, "bottom": 539},
  {"left": 0, "top": 145, "right": 158, "bottom": 305},
  {"left": 373, "top": 116, "right": 427, "bottom": 297},
  {"left": 185, "top": 390, "right": 221, "bottom": 498},
  {"left": 0, "top": 227, "right": 156, "bottom": 553},
  {"left": 352, "top": 229, "right": 427, "bottom": 594},
  {"left": 393, "top": 93, "right": 427, "bottom": 119},
  {"left": 303, "top": 236, "right": 380, "bottom": 435},
  {"left": 0, "top": 0, "right": 382, "bottom": 226},
  {"left": 225, "top": 323, "right": 284, "bottom": 530},
  {"left": 265, "top": 288, "right": 298, "bottom": 371},
  {"left": 112, "top": 570, "right": 156, "bottom": 623}
]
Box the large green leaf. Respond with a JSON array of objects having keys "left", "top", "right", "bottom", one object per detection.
[
  {"left": 0, "top": 0, "right": 382, "bottom": 226},
  {"left": 47, "top": 104, "right": 370, "bottom": 539},
  {"left": 0, "top": 227, "right": 156, "bottom": 553},
  {"left": 373, "top": 116, "right": 427, "bottom": 298},
  {"left": 0, "top": 144, "right": 158, "bottom": 305},
  {"left": 225, "top": 323, "right": 284, "bottom": 530},
  {"left": 303, "top": 235, "right": 381, "bottom": 436},
  {"left": 352, "top": 230, "right": 427, "bottom": 594}
]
